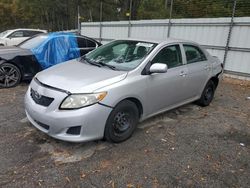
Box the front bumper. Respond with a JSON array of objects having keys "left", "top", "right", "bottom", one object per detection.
[
  {"left": 0, "top": 39, "right": 6, "bottom": 46},
  {"left": 24, "top": 80, "right": 112, "bottom": 142}
]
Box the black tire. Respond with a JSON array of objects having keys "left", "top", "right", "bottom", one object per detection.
[
  {"left": 104, "top": 100, "right": 139, "bottom": 143},
  {"left": 0, "top": 63, "right": 21, "bottom": 88},
  {"left": 197, "top": 80, "right": 215, "bottom": 107}
]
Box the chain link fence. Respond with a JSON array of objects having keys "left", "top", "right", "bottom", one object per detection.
[{"left": 81, "top": 0, "right": 249, "bottom": 22}]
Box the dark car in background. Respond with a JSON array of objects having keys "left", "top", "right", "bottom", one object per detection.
[{"left": 0, "top": 33, "right": 101, "bottom": 88}]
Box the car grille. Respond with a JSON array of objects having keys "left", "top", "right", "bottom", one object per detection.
[{"left": 30, "top": 88, "right": 54, "bottom": 107}]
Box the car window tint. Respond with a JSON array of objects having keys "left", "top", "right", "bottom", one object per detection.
[
  {"left": 27, "top": 31, "right": 44, "bottom": 36},
  {"left": 25, "top": 31, "right": 33, "bottom": 37},
  {"left": 9, "top": 31, "right": 24, "bottom": 38},
  {"left": 86, "top": 39, "right": 96, "bottom": 48},
  {"left": 34, "top": 31, "right": 44, "bottom": 35},
  {"left": 151, "top": 45, "right": 183, "bottom": 69},
  {"left": 183, "top": 45, "right": 207, "bottom": 64},
  {"left": 23, "top": 31, "right": 31, "bottom": 37},
  {"left": 77, "top": 37, "right": 87, "bottom": 48}
]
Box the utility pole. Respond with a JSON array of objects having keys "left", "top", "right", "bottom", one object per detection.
[
  {"left": 128, "top": 0, "right": 133, "bottom": 37},
  {"left": 99, "top": 0, "right": 103, "bottom": 42},
  {"left": 167, "top": 0, "right": 173, "bottom": 38},
  {"left": 129, "top": 0, "right": 132, "bottom": 21},
  {"left": 223, "top": 0, "right": 237, "bottom": 67}
]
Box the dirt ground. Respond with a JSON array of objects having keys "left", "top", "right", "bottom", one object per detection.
[{"left": 0, "top": 78, "right": 249, "bottom": 188}]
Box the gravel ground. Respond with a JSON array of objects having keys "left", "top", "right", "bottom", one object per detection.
[{"left": 0, "top": 78, "right": 249, "bottom": 188}]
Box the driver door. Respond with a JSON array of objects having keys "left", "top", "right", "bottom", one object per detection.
[{"left": 144, "top": 44, "right": 188, "bottom": 115}]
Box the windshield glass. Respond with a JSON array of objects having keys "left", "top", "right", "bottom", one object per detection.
[
  {"left": 0, "top": 30, "right": 11, "bottom": 37},
  {"left": 83, "top": 40, "right": 157, "bottom": 71},
  {"left": 18, "top": 35, "right": 48, "bottom": 49}
]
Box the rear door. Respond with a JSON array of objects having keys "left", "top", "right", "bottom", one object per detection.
[{"left": 182, "top": 44, "right": 210, "bottom": 98}]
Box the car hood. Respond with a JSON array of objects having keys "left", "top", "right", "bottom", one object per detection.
[
  {"left": 0, "top": 46, "right": 32, "bottom": 60},
  {"left": 36, "top": 59, "right": 128, "bottom": 93}
]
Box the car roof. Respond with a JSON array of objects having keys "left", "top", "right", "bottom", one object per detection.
[
  {"left": 38, "top": 32, "right": 93, "bottom": 38},
  {"left": 21, "top": 32, "right": 101, "bottom": 46},
  {"left": 12, "top": 28, "right": 47, "bottom": 32},
  {"left": 114, "top": 38, "right": 199, "bottom": 46}
]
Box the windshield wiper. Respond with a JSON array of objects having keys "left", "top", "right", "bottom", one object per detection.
[
  {"left": 80, "top": 56, "right": 117, "bottom": 70},
  {"left": 80, "top": 56, "right": 101, "bottom": 67},
  {"left": 98, "top": 62, "right": 117, "bottom": 70}
]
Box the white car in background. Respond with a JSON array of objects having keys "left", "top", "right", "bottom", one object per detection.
[{"left": 0, "top": 29, "right": 47, "bottom": 46}]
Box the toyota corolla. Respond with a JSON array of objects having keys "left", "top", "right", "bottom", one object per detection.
[{"left": 24, "top": 39, "right": 223, "bottom": 143}]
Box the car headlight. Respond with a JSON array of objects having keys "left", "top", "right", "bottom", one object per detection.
[{"left": 60, "top": 92, "right": 107, "bottom": 109}]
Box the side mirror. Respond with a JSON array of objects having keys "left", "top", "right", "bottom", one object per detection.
[{"left": 149, "top": 63, "right": 168, "bottom": 74}]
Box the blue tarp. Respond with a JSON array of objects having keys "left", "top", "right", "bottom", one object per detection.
[{"left": 31, "top": 32, "right": 80, "bottom": 69}]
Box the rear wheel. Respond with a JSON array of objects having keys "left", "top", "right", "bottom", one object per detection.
[
  {"left": 197, "top": 80, "right": 215, "bottom": 107},
  {"left": 104, "top": 100, "right": 139, "bottom": 143},
  {"left": 0, "top": 63, "right": 21, "bottom": 88}
]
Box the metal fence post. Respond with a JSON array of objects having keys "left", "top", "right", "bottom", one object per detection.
[
  {"left": 223, "top": 0, "right": 237, "bottom": 67},
  {"left": 99, "top": 0, "right": 103, "bottom": 42},
  {"left": 78, "top": 5, "right": 80, "bottom": 34},
  {"left": 128, "top": 0, "right": 133, "bottom": 38},
  {"left": 167, "top": 0, "right": 173, "bottom": 38}
]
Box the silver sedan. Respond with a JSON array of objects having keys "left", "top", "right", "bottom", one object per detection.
[{"left": 25, "top": 38, "right": 223, "bottom": 143}]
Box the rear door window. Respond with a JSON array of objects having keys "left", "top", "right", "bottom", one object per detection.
[
  {"left": 77, "top": 37, "right": 87, "bottom": 48},
  {"left": 26, "top": 31, "right": 44, "bottom": 37},
  {"left": 183, "top": 45, "right": 207, "bottom": 64},
  {"left": 77, "top": 37, "right": 97, "bottom": 48},
  {"left": 23, "top": 31, "right": 32, "bottom": 37},
  {"left": 86, "top": 39, "right": 96, "bottom": 48}
]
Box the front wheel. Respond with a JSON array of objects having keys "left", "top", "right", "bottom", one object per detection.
[
  {"left": 104, "top": 100, "right": 139, "bottom": 143},
  {"left": 197, "top": 80, "right": 215, "bottom": 107},
  {"left": 0, "top": 63, "right": 21, "bottom": 88}
]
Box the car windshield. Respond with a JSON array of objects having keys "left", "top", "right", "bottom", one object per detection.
[
  {"left": 83, "top": 40, "right": 157, "bottom": 71},
  {"left": 18, "top": 35, "right": 48, "bottom": 49},
  {"left": 0, "top": 30, "right": 11, "bottom": 37}
]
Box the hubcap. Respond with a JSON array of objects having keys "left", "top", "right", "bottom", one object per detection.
[
  {"left": 204, "top": 87, "right": 213, "bottom": 101},
  {"left": 0, "top": 65, "right": 19, "bottom": 88},
  {"left": 113, "top": 112, "right": 131, "bottom": 134}
]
